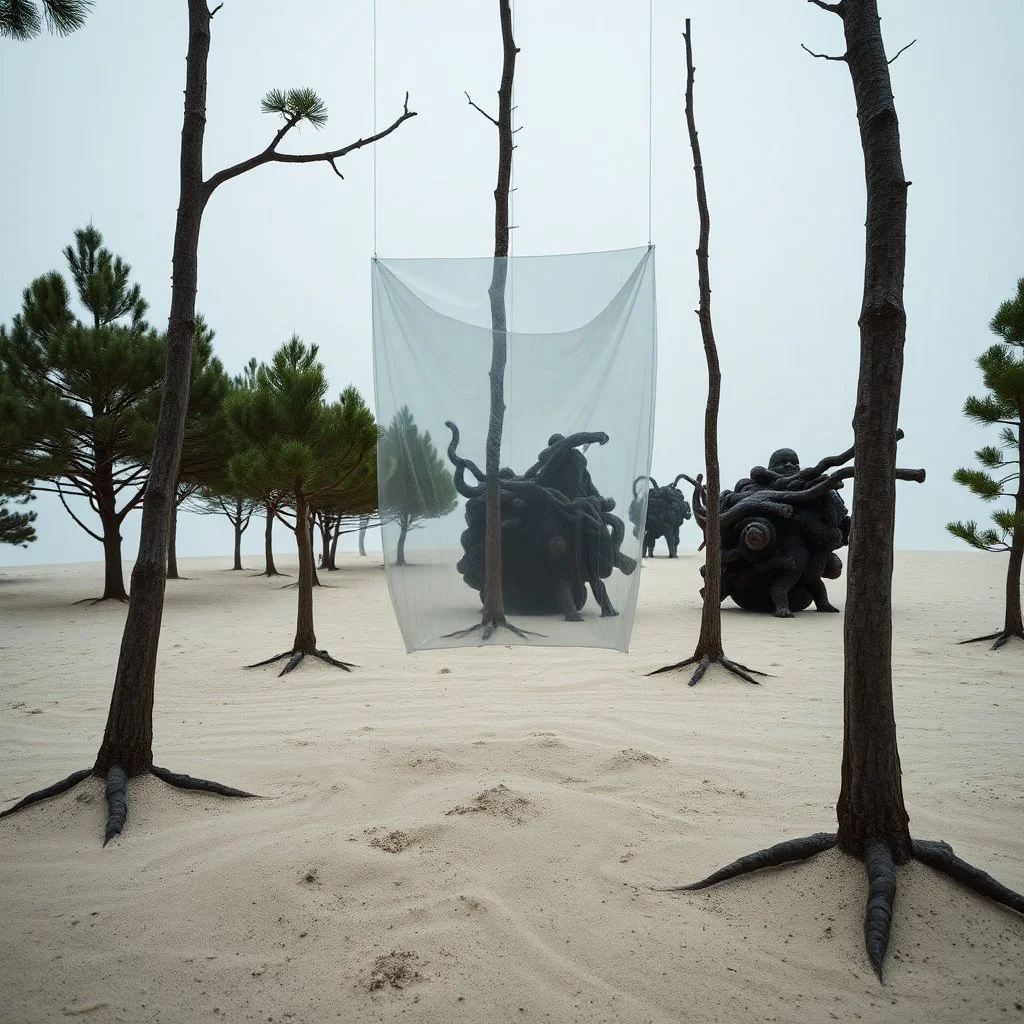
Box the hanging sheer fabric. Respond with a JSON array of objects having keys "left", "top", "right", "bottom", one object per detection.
[{"left": 372, "top": 245, "right": 657, "bottom": 652}]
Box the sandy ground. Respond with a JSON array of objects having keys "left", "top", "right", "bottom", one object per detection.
[{"left": 0, "top": 550, "right": 1022, "bottom": 1024}]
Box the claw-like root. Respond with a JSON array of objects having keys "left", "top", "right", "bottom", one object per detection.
[
  {"left": 912, "top": 839, "right": 1024, "bottom": 915},
  {"left": 0, "top": 768, "right": 92, "bottom": 819},
  {"left": 864, "top": 841, "right": 896, "bottom": 981},
  {"left": 656, "top": 832, "right": 838, "bottom": 892},
  {"left": 103, "top": 766, "right": 128, "bottom": 846},
  {"left": 150, "top": 766, "right": 257, "bottom": 799},
  {"left": 648, "top": 652, "right": 769, "bottom": 686},
  {"left": 245, "top": 649, "right": 358, "bottom": 675}
]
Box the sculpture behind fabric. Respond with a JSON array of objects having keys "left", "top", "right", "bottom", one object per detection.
[
  {"left": 628, "top": 475, "right": 693, "bottom": 557},
  {"left": 446, "top": 425, "right": 637, "bottom": 620}
]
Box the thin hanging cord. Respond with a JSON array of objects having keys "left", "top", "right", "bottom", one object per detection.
[
  {"left": 372, "top": 0, "right": 378, "bottom": 256},
  {"left": 646, "top": 0, "right": 653, "bottom": 244}
]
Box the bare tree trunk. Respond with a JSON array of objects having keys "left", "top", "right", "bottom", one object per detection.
[
  {"left": 834, "top": 0, "right": 913, "bottom": 864},
  {"left": 479, "top": 0, "right": 518, "bottom": 631},
  {"left": 232, "top": 498, "right": 244, "bottom": 570},
  {"left": 685, "top": 20, "right": 724, "bottom": 664},
  {"left": 94, "top": 0, "right": 210, "bottom": 778},
  {"left": 318, "top": 514, "right": 332, "bottom": 570},
  {"left": 1005, "top": 424, "right": 1024, "bottom": 637},
  {"left": 309, "top": 515, "right": 320, "bottom": 587},
  {"left": 96, "top": 457, "right": 128, "bottom": 601},
  {"left": 262, "top": 504, "right": 280, "bottom": 576},
  {"left": 167, "top": 500, "right": 180, "bottom": 580},
  {"left": 357, "top": 516, "right": 367, "bottom": 556},
  {"left": 328, "top": 517, "right": 341, "bottom": 568},
  {"left": 293, "top": 492, "right": 317, "bottom": 653},
  {"left": 396, "top": 515, "right": 410, "bottom": 566}
]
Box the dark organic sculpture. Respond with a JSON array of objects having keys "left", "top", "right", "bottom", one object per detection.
[
  {"left": 687, "top": 442, "right": 923, "bottom": 617},
  {"left": 445, "top": 424, "right": 637, "bottom": 621},
  {"left": 628, "top": 475, "right": 693, "bottom": 557}
]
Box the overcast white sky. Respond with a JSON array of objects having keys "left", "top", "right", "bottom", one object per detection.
[{"left": 1, "top": 0, "right": 1022, "bottom": 569}]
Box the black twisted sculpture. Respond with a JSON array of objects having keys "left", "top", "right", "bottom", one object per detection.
[
  {"left": 445, "top": 423, "right": 637, "bottom": 621},
  {"left": 686, "top": 438, "right": 924, "bottom": 617},
  {"left": 628, "top": 475, "right": 693, "bottom": 558}
]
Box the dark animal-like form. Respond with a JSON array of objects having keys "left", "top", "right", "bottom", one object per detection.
[
  {"left": 446, "top": 424, "right": 637, "bottom": 621},
  {"left": 628, "top": 475, "right": 693, "bottom": 557},
  {"left": 690, "top": 445, "right": 859, "bottom": 617}
]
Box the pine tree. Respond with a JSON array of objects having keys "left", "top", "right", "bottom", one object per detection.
[
  {"left": 0, "top": 0, "right": 92, "bottom": 39},
  {"left": 226, "top": 336, "right": 378, "bottom": 674},
  {"left": 1, "top": 226, "right": 163, "bottom": 599},
  {"left": 947, "top": 278, "right": 1024, "bottom": 649},
  {"left": 379, "top": 406, "right": 457, "bottom": 566},
  {"left": 0, "top": 369, "right": 38, "bottom": 546}
]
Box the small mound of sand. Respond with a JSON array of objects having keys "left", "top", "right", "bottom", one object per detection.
[
  {"left": 369, "top": 829, "right": 412, "bottom": 854},
  {"left": 445, "top": 784, "right": 534, "bottom": 825},
  {"left": 603, "top": 748, "right": 668, "bottom": 770},
  {"left": 366, "top": 950, "right": 423, "bottom": 992}
]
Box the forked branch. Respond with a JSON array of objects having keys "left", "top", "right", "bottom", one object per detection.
[{"left": 203, "top": 93, "right": 417, "bottom": 197}]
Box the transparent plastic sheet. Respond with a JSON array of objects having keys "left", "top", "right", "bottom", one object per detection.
[{"left": 371, "top": 246, "right": 657, "bottom": 652}]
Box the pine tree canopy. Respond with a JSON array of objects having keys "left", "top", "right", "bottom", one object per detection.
[
  {"left": 947, "top": 279, "right": 1024, "bottom": 555},
  {"left": 226, "top": 336, "right": 378, "bottom": 524},
  {"left": 0, "top": 0, "right": 93, "bottom": 40},
  {"left": 379, "top": 405, "right": 457, "bottom": 526}
]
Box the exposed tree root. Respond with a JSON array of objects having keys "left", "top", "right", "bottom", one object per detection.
[
  {"left": 150, "top": 765, "right": 257, "bottom": 799},
  {"left": 442, "top": 620, "right": 544, "bottom": 641},
  {"left": 245, "top": 648, "right": 357, "bottom": 675},
  {"left": 647, "top": 652, "right": 768, "bottom": 686},
  {"left": 656, "top": 832, "right": 837, "bottom": 891},
  {"left": 864, "top": 841, "right": 897, "bottom": 979},
  {"left": 2, "top": 765, "right": 257, "bottom": 847},
  {"left": 912, "top": 838, "right": 1024, "bottom": 915},
  {"left": 104, "top": 766, "right": 128, "bottom": 846},
  {"left": 957, "top": 629, "right": 1023, "bottom": 651},
  {"left": 73, "top": 596, "right": 129, "bottom": 606},
  {"left": 0, "top": 768, "right": 92, "bottom": 818},
  {"left": 657, "top": 832, "right": 1024, "bottom": 982}
]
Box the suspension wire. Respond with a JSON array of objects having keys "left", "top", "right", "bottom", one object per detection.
[
  {"left": 646, "top": 0, "right": 653, "bottom": 245},
  {"left": 372, "top": 0, "right": 378, "bottom": 256}
]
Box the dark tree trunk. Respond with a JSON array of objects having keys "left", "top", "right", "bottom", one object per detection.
[
  {"left": 293, "top": 492, "right": 317, "bottom": 654},
  {"left": 309, "top": 516, "right": 320, "bottom": 587},
  {"left": 319, "top": 515, "right": 332, "bottom": 570},
  {"left": 167, "top": 500, "right": 180, "bottom": 580},
  {"left": 1005, "top": 423, "right": 1024, "bottom": 636},
  {"left": 396, "top": 515, "right": 410, "bottom": 566},
  {"left": 96, "top": 456, "right": 128, "bottom": 601},
  {"left": 263, "top": 504, "right": 279, "bottom": 576},
  {"left": 479, "top": 0, "right": 517, "bottom": 630},
  {"left": 232, "top": 499, "right": 244, "bottom": 571},
  {"left": 834, "top": 0, "right": 913, "bottom": 863},
  {"left": 94, "top": 0, "right": 211, "bottom": 779},
  {"left": 684, "top": 21, "right": 724, "bottom": 664},
  {"left": 328, "top": 517, "right": 341, "bottom": 569}
]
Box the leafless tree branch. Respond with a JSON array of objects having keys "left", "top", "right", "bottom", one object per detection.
[
  {"left": 807, "top": 0, "right": 844, "bottom": 14},
  {"left": 801, "top": 43, "right": 848, "bottom": 62},
  {"left": 464, "top": 90, "right": 499, "bottom": 127},
  {"left": 888, "top": 38, "right": 917, "bottom": 65}
]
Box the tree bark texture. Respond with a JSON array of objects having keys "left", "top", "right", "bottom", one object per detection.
[
  {"left": 293, "top": 492, "right": 317, "bottom": 653},
  {"left": 94, "top": 0, "right": 211, "bottom": 778},
  {"left": 1004, "top": 418, "right": 1024, "bottom": 636},
  {"left": 683, "top": 19, "right": 724, "bottom": 661},
  {"left": 167, "top": 500, "right": 180, "bottom": 580},
  {"left": 835, "top": 0, "right": 913, "bottom": 863},
  {"left": 263, "top": 504, "right": 278, "bottom": 576},
  {"left": 232, "top": 499, "right": 244, "bottom": 570},
  {"left": 480, "top": 0, "right": 517, "bottom": 628},
  {"left": 95, "top": 453, "right": 128, "bottom": 601}
]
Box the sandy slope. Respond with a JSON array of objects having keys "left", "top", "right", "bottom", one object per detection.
[{"left": 0, "top": 551, "right": 1021, "bottom": 1024}]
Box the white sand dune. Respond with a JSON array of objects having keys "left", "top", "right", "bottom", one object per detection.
[{"left": 0, "top": 551, "right": 1021, "bottom": 1023}]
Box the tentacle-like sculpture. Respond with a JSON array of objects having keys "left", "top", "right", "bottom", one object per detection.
[{"left": 447, "top": 422, "right": 634, "bottom": 621}]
